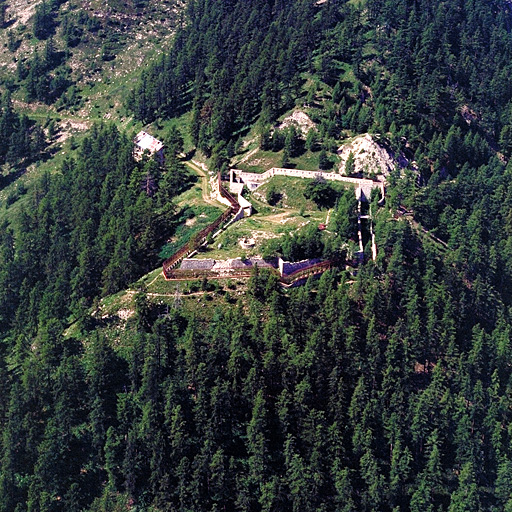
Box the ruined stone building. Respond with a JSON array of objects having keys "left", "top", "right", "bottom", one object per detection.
[{"left": 134, "top": 131, "right": 164, "bottom": 165}]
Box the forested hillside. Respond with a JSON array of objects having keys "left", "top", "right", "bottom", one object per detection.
[{"left": 1, "top": 0, "right": 512, "bottom": 511}]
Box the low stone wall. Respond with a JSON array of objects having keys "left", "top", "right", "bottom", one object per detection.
[
  {"left": 230, "top": 169, "right": 268, "bottom": 182},
  {"left": 271, "top": 168, "right": 325, "bottom": 179},
  {"left": 222, "top": 207, "right": 245, "bottom": 230},
  {"left": 230, "top": 167, "right": 385, "bottom": 201},
  {"left": 166, "top": 252, "right": 331, "bottom": 282},
  {"left": 278, "top": 257, "right": 323, "bottom": 276}
]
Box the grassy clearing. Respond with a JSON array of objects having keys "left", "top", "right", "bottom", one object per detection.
[
  {"left": 140, "top": 268, "right": 247, "bottom": 297},
  {"left": 191, "top": 207, "right": 329, "bottom": 261},
  {"left": 158, "top": 203, "right": 224, "bottom": 259},
  {"left": 254, "top": 176, "right": 318, "bottom": 211},
  {"left": 234, "top": 146, "right": 340, "bottom": 174},
  {"left": 99, "top": 289, "right": 132, "bottom": 315},
  {"left": 172, "top": 173, "right": 348, "bottom": 263},
  {"left": 96, "top": 271, "right": 247, "bottom": 324},
  {"left": 235, "top": 149, "right": 281, "bottom": 173},
  {"left": 174, "top": 174, "right": 206, "bottom": 208},
  {"left": 141, "top": 286, "right": 244, "bottom": 319},
  {"left": 252, "top": 175, "right": 355, "bottom": 211},
  {"left": 291, "top": 150, "right": 323, "bottom": 170},
  {"left": 136, "top": 267, "right": 163, "bottom": 288}
]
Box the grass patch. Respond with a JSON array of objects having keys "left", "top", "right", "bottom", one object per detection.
[
  {"left": 234, "top": 145, "right": 340, "bottom": 175},
  {"left": 255, "top": 177, "right": 317, "bottom": 210},
  {"left": 136, "top": 267, "right": 163, "bottom": 288},
  {"left": 253, "top": 175, "right": 354, "bottom": 211},
  {"left": 235, "top": 149, "right": 282, "bottom": 172},
  {"left": 174, "top": 173, "right": 205, "bottom": 208},
  {"left": 192, "top": 208, "right": 329, "bottom": 260},
  {"left": 290, "top": 150, "right": 323, "bottom": 171},
  {"left": 158, "top": 204, "right": 223, "bottom": 259}
]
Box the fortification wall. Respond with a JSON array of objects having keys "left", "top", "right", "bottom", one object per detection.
[
  {"left": 231, "top": 169, "right": 268, "bottom": 182},
  {"left": 166, "top": 257, "right": 332, "bottom": 286},
  {"left": 231, "top": 167, "right": 385, "bottom": 201},
  {"left": 163, "top": 175, "right": 243, "bottom": 278},
  {"left": 278, "top": 257, "right": 323, "bottom": 276}
]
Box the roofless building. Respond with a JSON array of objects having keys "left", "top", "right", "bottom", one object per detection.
[{"left": 134, "top": 131, "right": 164, "bottom": 165}]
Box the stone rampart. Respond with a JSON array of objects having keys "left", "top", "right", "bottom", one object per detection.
[
  {"left": 230, "top": 167, "right": 385, "bottom": 201},
  {"left": 165, "top": 256, "right": 332, "bottom": 286},
  {"left": 278, "top": 257, "right": 323, "bottom": 276}
]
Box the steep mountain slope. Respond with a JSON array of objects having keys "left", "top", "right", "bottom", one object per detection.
[{"left": 0, "top": 0, "right": 183, "bottom": 121}]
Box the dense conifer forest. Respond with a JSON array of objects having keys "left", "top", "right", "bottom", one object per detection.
[{"left": 2, "top": 0, "right": 512, "bottom": 511}]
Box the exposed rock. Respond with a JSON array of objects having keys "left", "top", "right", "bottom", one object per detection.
[
  {"left": 278, "top": 110, "right": 316, "bottom": 136},
  {"left": 337, "top": 134, "right": 409, "bottom": 177},
  {"left": 118, "top": 309, "right": 135, "bottom": 321},
  {"left": 460, "top": 105, "right": 478, "bottom": 126}
]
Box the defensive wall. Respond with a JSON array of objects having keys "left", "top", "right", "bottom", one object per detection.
[
  {"left": 164, "top": 258, "right": 333, "bottom": 287},
  {"left": 230, "top": 167, "right": 385, "bottom": 202},
  {"left": 162, "top": 164, "right": 379, "bottom": 282},
  {"left": 213, "top": 173, "right": 253, "bottom": 215},
  {"left": 162, "top": 176, "right": 244, "bottom": 278}
]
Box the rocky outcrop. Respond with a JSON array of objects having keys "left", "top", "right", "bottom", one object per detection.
[{"left": 337, "top": 134, "right": 410, "bottom": 177}]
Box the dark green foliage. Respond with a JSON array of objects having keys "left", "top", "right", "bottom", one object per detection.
[
  {"left": 165, "top": 125, "right": 184, "bottom": 156},
  {"left": 344, "top": 150, "right": 355, "bottom": 175},
  {"left": 5, "top": 212, "right": 504, "bottom": 511},
  {"left": 0, "top": 0, "right": 5, "bottom": 28},
  {"left": 318, "top": 148, "right": 331, "bottom": 170},
  {"left": 305, "top": 129, "right": 318, "bottom": 152},
  {"left": 5, "top": 179, "right": 512, "bottom": 510},
  {"left": 332, "top": 188, "right": 358, "bottom": 240},
  {"left": 21, "top": 43, "right": 70, "bottom": 104},
  {"left": 260, "top": 125, "right": 273, "bottom": 150},
  {"left": 0, "top": 92, "right": 46, "bottom": 169},
  {"left": 33, "top": 2, "right": 55, "bottom": 40},
  {"left": 61, "top": 14, "right": 83, "bottom": 48},
  {"left": 266, "top": 221, "right": 326, "bottom": 261},
  {"left": 128, "top": 0, "right": 334, "bottom": 152},
  {"left": 304, "top": 177, "right": 337, "bottom": 209},
  {"left": 266, "top": 182, "right": 282, "bottom": 206},
  {"left": 6, "top": 31, "right": 20, "bottom": 52},
  {"left": 0, "top": 123, "right": 178, "bottom": 335}
]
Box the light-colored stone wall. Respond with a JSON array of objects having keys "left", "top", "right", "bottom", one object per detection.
[
  {"left": 231, "top": 167, "right": 385, "bottom": 201},
  {"left": 278, "top": 257, "right": 323, "bottom": 276}
]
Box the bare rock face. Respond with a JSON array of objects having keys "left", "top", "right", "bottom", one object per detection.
[
  {"left": 278, "top": 110, "right": 316, "bottom": 136},
  {"left": 337, "top": 134, "right": 410, "bottom": 177}
]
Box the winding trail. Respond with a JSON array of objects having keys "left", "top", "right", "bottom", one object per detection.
[
  {"left": 183, "top": 160, "right": 225, "bottom": 208},
  {"left": 146, "top": 271, "right": 163, "bottom": 288},
  {"left": 125, "top": 290, "right": 215, "bottom": 298},
  {"left": 325, "top": 208, "right": 332, "bottom": 226},
  {"left": 235, "top": 146, "right": 260, "bottom": 165}
]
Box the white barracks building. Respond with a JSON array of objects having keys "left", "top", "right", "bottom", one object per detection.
[{"left": 134, "top": 131, "right": 164, "bottom": 164}]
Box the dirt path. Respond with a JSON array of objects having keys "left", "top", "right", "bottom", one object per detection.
[
  {"left": 264, "top": 211, "right": 295, "bottom": 223},
  {"left": 146, "top": 271, "right": 163, "bottom": 288},
  {"left": 125, "top": 289, "right": 214, "bottom": 298},
  {"left": 235, "top": 146, "right": 259, "bottom": 165},
  {"left": 408, "top": 217, "right": 448, "bottom": 250},
  {"left": 183, "top": 160, "right": 225, "bottom": 208},
  {"left": 325, "top": 209, "right": 332, "bottom": 226}
]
